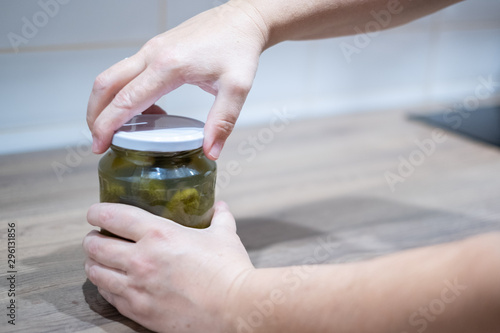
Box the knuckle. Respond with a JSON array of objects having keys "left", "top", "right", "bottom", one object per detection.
[
  {"left": 97, "top": 206, "right": 114, "bottom": 226},
  {"left": 85, "top": 238, "right": 101, "bottom": 258},
  {"left": 143, "top": 39, "right": 182, "bottom": 72},
  {"left": 213, "top": 118, "right": 236, "bottom": 138},
  {"left": 86, "top": 112, "right": 94, "bottom": 128},
  {"left": 150, "top": 53, "right": 183, "bottom": 80},
  {"left": 91, "top": 121, "right": 108, "bottom": 144},
  {"left": 112, "top": 89, "right": 135, "bottom": 112},
  {"left": 142, "top": 36, "right": 161, "bottom": 53},
  {"left": 225, "top": 76, "right": 252, "bottom": 97},
  {"left": 129, "top": 297, "right": 152, "bottom": 317},
  {"left": 82, "top": 235, "right": 90, "bottom": 250},
  {"left": 150, "top": 51, "right": 175, "bottom": 70},
  {"left": 108, "top": 275, "right": 126, "bottom": 295},
  {"left": 87, "top": 265, "right": 99, "bottom": 285},
  {"left": 146, "top": 228, "right": 168, "bottom": 242},
  {"left": 83, "top": 258, "right": 91, "bottom": 274},
  {"left": 114, "top": 280, "right": 128, "bottom": 295},
  {"left": 87, "top": 204, "right": 98, "bottom": 223},
  {"left": 92, "top": 72, "right": 112, "bottom": 94},
  {"left": 91, "top": 125, "right": 103, "bottom": 144},
  {"left": 129, "top": 254, "right": 155, "bottom": 280}
]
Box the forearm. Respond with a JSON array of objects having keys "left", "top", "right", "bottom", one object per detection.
[
  {"left": 229, "top": 233, "right": 500, "bottom": 332},
  {"left": 234, "top": 0, "right": 463, "bottom": 48}
]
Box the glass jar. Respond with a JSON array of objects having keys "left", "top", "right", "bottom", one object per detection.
[{"left": 98, "top": 114, "right": 216, "bottom": 234}]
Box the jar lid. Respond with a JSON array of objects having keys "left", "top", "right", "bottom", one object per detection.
[{"left": 111, "top": 114, "right": 205, "bottom": 152}]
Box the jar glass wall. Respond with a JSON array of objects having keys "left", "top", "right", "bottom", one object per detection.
[{"left": 97, "top": 115, "right": 216, "bottom": 234}]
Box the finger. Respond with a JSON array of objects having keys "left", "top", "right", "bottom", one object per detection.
[
  {"left": 209, "top": 201, "right": 237, "bottom": 234},
  {"left": 83, "top": 229, "right": 134, "bottom": 271},
  {"left": 92, "top": 66, "right": 182, "bottom": 154},
  {"left": 203, "top": 76, "right": 250, "bottom": 160},
  {"left": 98, "top": 287, "right": 144, "bottom": 325},
  {"left": 98, "top": 287, "right": 116, "bottom": 306},
  {"left": 85, "top": 257, "right": 128, "bottom": 296},
  {"left": 87, "top": 56, "right": 147, "bottom": 131},
  {"left": 142, "top": 104, "right": 167, "bottom": 115},
  {"left": 87, "top": 203, "right": 175, "bottom": 242},
  {"left": 98, "top": 287, "right": 128, "bottom": 311}
]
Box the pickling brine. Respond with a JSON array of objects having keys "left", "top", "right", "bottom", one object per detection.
[{"left": 98, "top": 114, "right": 216, "bottom": 235}]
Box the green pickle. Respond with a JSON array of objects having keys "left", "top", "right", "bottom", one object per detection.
[
  {"left": 99, "top": 181, "right": 126, "bottom": 203},
  {"left": 138, "top": 178, "right": 169, "bottom": 205},
  {"left": 99, "top": 144, "right": 216, "bottom": 237},
  {"left": 168, "top": 188, "right": 200, "bottom": 214}
]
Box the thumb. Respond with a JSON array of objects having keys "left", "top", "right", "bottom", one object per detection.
[
  {"left": 203, "top": 78, "right": 251, "bottom": 160},
  {"left": 209, "top": 201, "right": 237, "bottom": 234}
]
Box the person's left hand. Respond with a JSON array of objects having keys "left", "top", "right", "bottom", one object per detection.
[{"left": 82, "top": 201, "right": 254, "bottom": 332}]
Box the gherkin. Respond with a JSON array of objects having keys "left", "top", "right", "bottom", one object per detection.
[
  {"left": 110, "top": 155, "right": 131, "bottom": 171},
  {"left": 100, "top": 180, "right": 126, "bottom": 203},
  {"left": 167, "top": 188, "right": 200, "bottom": 215},
  {"left": 126, "top": 151, "right": 155, "bottom": 166},
  {"left": 137, "top": 178, "right": 168, "bottom": 204},
  {"left": 99, "top": 143, "right": 216, "bottom": 231}
]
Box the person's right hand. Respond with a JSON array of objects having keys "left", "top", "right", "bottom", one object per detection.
[{"left": 87, "top": 1, "right": 269, "bottom": 160}]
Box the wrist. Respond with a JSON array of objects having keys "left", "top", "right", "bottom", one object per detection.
[
  {"left": 222, "top": 268, "right": 269, "bottom": 333},
  {"left": 225, "top": 0, "right": 274, "bottom": 50},
  {"left": 223, "top": 267, "right": 289, "bottom": 333}
]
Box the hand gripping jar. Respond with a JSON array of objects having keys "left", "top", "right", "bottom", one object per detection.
[{"left": 98, "top": 114, "right": 216, "bottom": 234}]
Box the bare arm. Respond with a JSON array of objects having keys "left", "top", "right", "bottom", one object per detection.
[
  {"left": 83, "top": 202, "right": 500, "bottom": 333},
  {"left": 234, "top": 233, "right": 500, "bottom": 332},
  {"left": 87, "top": 0, "right": 462, "bottom": 159},
  {"left": 242, "top": 0, "right": 463, "bottom": 47}
]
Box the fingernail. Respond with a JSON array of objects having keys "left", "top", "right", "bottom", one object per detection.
[{"left": 208, "top": 141, "right": 223, "bottom": 160}]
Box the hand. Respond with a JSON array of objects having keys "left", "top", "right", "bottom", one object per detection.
[
  {"left": 82, "top": 201, "right": 255, "bottom": 332},
  {"left": 87, "top": 1, "right": 268, "bottom": 160}
]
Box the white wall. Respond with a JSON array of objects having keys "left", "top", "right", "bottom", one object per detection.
[{"left": 0, "top": 0, "right": 499, "bottom": 155}]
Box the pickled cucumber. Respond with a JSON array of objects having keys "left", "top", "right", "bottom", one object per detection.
[
  {"left": 100, "top": 180, "right": 126, "bottom": 203},
  {"left": 125, "top": 150, "right": 155, "bottom": 166},
  {"left": 137, "top": 178, "right": 168, "bottom": 205},
  {"left": 167, "top": 188, "right": 200, "bottom": 214},
  {"left": 111, "top": 155, "right": 132, "bottom": 171},
  {"left": 99, "top": 146, "right": 216, "bottom": 230}
]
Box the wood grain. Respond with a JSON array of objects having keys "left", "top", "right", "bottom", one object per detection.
[{"left": 1, "top": 109, "right": 499, "bottom": 332}]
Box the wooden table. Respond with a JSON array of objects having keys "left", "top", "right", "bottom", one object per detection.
[{"left": 1, "top": 109, "right": 500, "bottom": 332}]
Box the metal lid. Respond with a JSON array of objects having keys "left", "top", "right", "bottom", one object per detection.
[{"left": 111, "top": 114, "right": 204, "bottom": 152}]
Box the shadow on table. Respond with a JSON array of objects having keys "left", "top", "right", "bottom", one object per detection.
[
  {"left": 82, "top": 278, "right": 153, "bottom": 332},
  {"left": 236, "top": 217, "right": 323, "bottom": 251},
  {"left": 235, "top": 196, "right": 500, "bottom": 267},
  {"left": 20, "top": 244, "right": 152, "bottom": 333}
]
